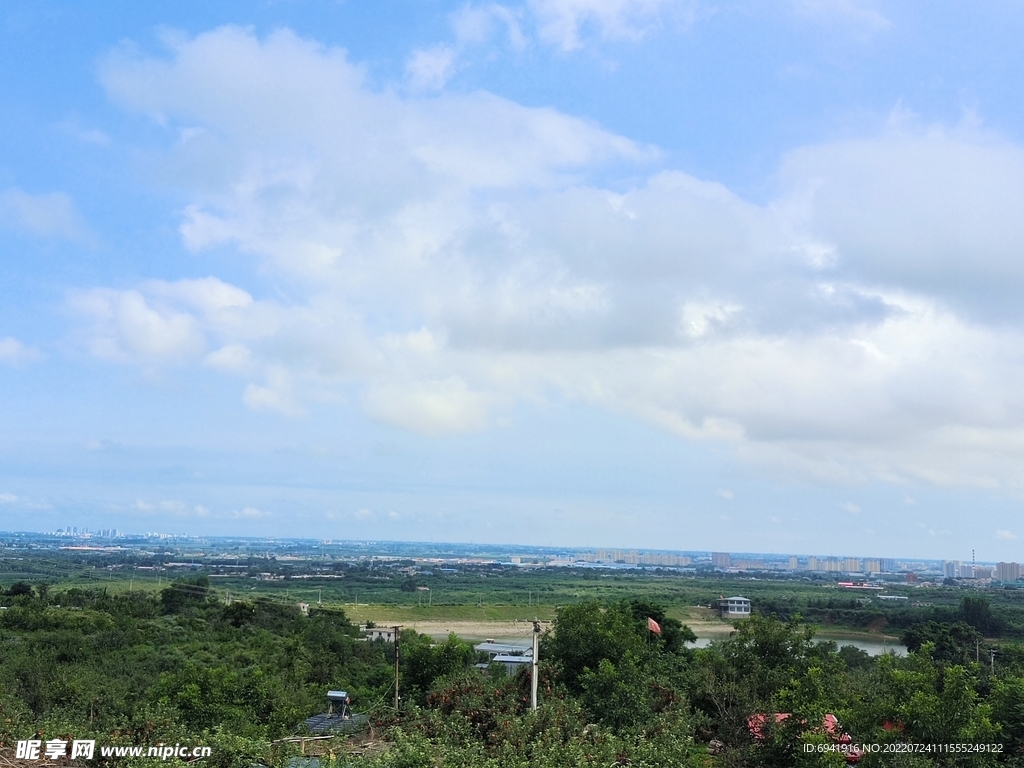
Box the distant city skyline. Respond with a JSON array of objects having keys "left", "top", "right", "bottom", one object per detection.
[
  {"left": 9, "top": 526, "right": 1020, "bottom": 575},
  {"left": 3, "top": 3, "right": 1024, "bottom": 558}
]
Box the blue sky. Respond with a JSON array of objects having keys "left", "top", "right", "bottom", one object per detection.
[{"left": 3, "top": 0, "right": 1024, "bottom": 559}]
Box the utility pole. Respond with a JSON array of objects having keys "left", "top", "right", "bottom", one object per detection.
[
  {"left": 394, "top": 626, "right": 401, "bottom": 711},
  {"left": 531, "top": 620, "right": 541, "bottom": 711},
  {"left": 990, "top": 647, "right": 998, "bottom": 675}
]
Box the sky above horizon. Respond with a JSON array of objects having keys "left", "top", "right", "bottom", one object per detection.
[{"left": 3, "top": 0, "right": 1024, "bottom": 560}]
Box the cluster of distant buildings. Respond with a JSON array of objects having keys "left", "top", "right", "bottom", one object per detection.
[
  {"left": 53, "top": 526, "right": 122, "bottom": 538},
  {"left": 711, "top": 552, "right": 899, "bottom": 574},
  {"left": 578, "top": 550, "right": 694, "bottom": 567},
  {"left": 49, "top": 527, "right": 186, "bottom": 540},
  {"left": 942, "top": 560, "right": 1021, "bottom": 582}
]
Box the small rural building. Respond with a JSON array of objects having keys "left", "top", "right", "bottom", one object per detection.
[
  {"left": 718, "top": 596, "right": 752, "bottom": 618},
  {"left": 474, "top": 641, "right": 533, "bottom": 674},
  {"left": 362, "top": 626, "right": 396, "bottom": 642}
]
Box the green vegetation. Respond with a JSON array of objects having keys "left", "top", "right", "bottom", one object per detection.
[{"left": 7, "top": 553, "right": 1024, "bottom": 765}]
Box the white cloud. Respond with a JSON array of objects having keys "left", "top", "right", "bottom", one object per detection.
[
  {"left": 715, "top": 489, "right": 733, "bottom": 500},
  {"left": 204, "top": 343, "right": 254, "bottom": 374},
  {"left": 0, "top": 187, "right": 92, "bottom": 240},
  {"left": 71, "top": 288, "right": 205, "bottom": 362},
  {"left": 453, "top": 4, "right": 527, "bottom": 49},
  {"left": 232, "top": 506, "right": 270, "bottom": 519},
  {"left": 81, "top": 26, "right": 1024, "bottom": 491},
  {"left": 134, "top": 499, "right": 190, "bottom": 515},
  {"left": 243, "top": 367, "right": 302, "bottom": 416},
  {"left": 0, "top": 493, "right": 18, "bottom": 504},
  {"left": 775, "top": 125, "right": 1024, "bottom": 316},
  {"left": 0, "top": 337, "right": 43, "bottom": 366},
  {"left": 363, "top": 377, "right": 492, "bottom": 436},
  {"left": 842, "top": 501, "right": 860, "bottom": 514},
  {"left": 406, "top": 44, "right": 458, "bottom": 91},
  {"left": 789, "top": 0, "right": 889, "bottom": 32},
  {"left": 528, "top": 0, "right": 697, "bottom": 50},
  {"left": 997, "top": 530, "right": 1017, "bottom": 540}
]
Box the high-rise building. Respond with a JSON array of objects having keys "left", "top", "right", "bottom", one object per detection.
[
  {"left": 711, "top": 552, "right": 731, "bottom": 568},
  {"left": 808, "top": 556, "right": 818, "bottom": 571},
  {"left": 843, "top": 557, "right": 862, "bottom": 572},
  {"left": 788, "top": 555, "right": 799, "bottom": 571},
  {"left": 943, "top": 560, "right": 961, "bottom": 578},
  {"left": 864, "top": 559, "right": 882, "bottom": 574},
  {"left": 996, "top": 562, "right": 1021, "bottom": 582}
]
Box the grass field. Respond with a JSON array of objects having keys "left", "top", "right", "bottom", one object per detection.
[{"left": 340, "top": 603, "right": 558, "bottom": 624}]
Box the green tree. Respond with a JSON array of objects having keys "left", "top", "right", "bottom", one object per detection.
[
  {"left": 159, "top": 575, "right": 210, "bottom": 614},
  {"left": 547, "top": 601, "right": 647, "bottom": 690},
  {"left": 960, "top": 594, "right": 1002, "bottom": 635},
  {"left": 901, "top": 621, "right": 981, "bottom": 665},
  {"left": 401, "top": 631, "right": 475, "bottom": 704}
]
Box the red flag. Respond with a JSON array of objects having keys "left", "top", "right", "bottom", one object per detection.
[{"left": 647, "top": 617, "right": 662, "bottom": 634}]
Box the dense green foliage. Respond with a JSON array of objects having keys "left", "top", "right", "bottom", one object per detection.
[
  {"left": 7, "top": 558, "right": 1024, "bottom": 766},
  {"left": 360, "top": 604, "right": 1023, "bottom": 767},
  {"left": 0, "top": 581, "right": 397, "bottom": 766}
]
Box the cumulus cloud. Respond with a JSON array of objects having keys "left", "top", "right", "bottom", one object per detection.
[
  {"left": 243, "top": 367, "right": 303, "bottom": 417},
  {"left": 70, "top": 288, "right": 205, "bottom": 362},
  {"left": 406, "top": 44, "right": 458, "bottom": 91},
  {"left": 232, "top": 506, "right": 270, "bottom": 518},
  {"left": 363, "top": 377, "right": 492, "bottom": 435},
  {"left": 452, "top": 4, "right": 527, "bottom": 49},
  {"left": 204, "top": 343, "right": 254, "bottom": 374},
  {"left": 421, "top": 0, "right": 887, "bottom": 79},
  {"left": 528, "top": 0, "right": 698, "bottom": 50},
  {"left": 0, "top": 187, "right": 92, "bottom": 240},
  {"left": 81, "top": 26, "right": 1024, "bottom": 490},
  {"left": 0, "top": 337, "right": 43, "bottom": 366},
  {"left": 775, "top": 124, "right": 1024, "bottom": 320}
]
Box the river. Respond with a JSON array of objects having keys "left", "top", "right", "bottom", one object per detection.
[{"left": 688, "top": 631, "right": 906, "bottom": 656}]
